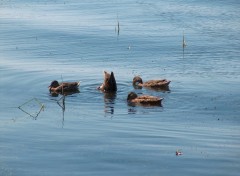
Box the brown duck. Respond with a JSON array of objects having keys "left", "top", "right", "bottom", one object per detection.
[
  {"left": 133, "top": 76, "right": 170, "bottom": 89},
  {"left": 127, "top": 92, "right": 163, "bottom": 106},
  {"left": 98, "top": 71, "right": 117, "bottom": 92},
  {"left": 48, "top": 80, "right": 80, "bottom": 94}
]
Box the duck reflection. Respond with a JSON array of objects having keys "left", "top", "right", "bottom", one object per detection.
[
  {"left": 49, "top": 90, "right": 80, "bottom": 97},
  {"left": 133, "top": 84, "right": 170, "bottom": 92},
  {"left": 145, "top": 86, "right": 170, "bottom": 92},
  {"left": 103, "top": 92, "right": 116, "bottom": 115},
  {"left": 128, "top": 107, "right": 137, "bottom": 114}
]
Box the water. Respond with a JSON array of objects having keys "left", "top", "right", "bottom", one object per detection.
[{"left": 0, "top": 0, "right": 240, "bottom": 175}]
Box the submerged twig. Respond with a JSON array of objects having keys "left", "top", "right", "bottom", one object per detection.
[
  {"left": 115, "top": 14, "right": 120, "bottom": 36},
  {"left": 182, "top": 30, "right": 187, "bottom": 58},
  {"left": 117, "top": 20, "right": 120, "bottom": 35},
  {"left": 18, "top": 98, "right": 44, "bottom": 119},
  {"left": 61, "top": 74, "right": 64, "bottom": 94},
  {"left": 57, "top": 95, "right": 65, "bottom": 128},
  {"left": 183, "top": 30, "right": 187, "bottom": 48},
  {"left": 58, "top": 76, "right": 65, "bottom": 127},
  {"left": 57, "top": 95, "right": 65, "bottom": 110}
]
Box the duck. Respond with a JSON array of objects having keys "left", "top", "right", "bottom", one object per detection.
[
  {"left": 98, "top": 71, "right": 117, "bottom": 92},
  {"left": 127, "top": 92, "right": 163, "bottom": 106},
  {"left": 133, "top": 76, "right": 170, "bottom": 90},
  {"left": 48, "top": 80, "right": 80, "bottom": 94}
]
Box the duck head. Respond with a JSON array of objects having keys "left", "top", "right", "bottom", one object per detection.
[
  {"left": 133, "top": 76, "right": 143, "bottom": 85},
  {"left": 127, "top": 92, "right": 138, "bottom": 101},
  {"left": 98, "top": 71, "right": 117, "bottom": 92},
  {"left": 133, "top": 76, "right": 143, "bottom": 89},
  {"left": 48, "top": 80, "right": 60, "bottom": 91}
]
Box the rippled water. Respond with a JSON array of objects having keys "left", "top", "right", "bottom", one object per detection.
[{"left": 0, "top": 0, "right": 240, "bottom": 175}]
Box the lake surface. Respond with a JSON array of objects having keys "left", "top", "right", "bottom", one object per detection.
[{"left": 0, "top": 0, "right": 240, "bottom": 175}]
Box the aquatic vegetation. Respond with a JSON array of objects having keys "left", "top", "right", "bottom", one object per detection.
[{"left": 183, "top": 31, "right": 187, "bottom": 48}]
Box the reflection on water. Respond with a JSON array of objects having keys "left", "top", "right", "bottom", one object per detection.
[
  {"left": 133, "top": 84, "right": 171, "bottom": 92},
  {"left": 49, "top": 94, "right": 66, "bottom": 127},
  {"left": 146, "top": 86, "right": 170, "bottom": 92},
  {"left": 128, "top": 107, "right": 137, "bottom": 114},
  {"left": 49, "top": 90, "right": 80, "bottom": 97},
  {"left": 49, "top": 88, "right": 80, "bottom": 127},
  {"left": 57, "top": 96, "right": 65, "bottom": 128},
  {"left": 127, "top": 100, "right": 163, "bottom": 108},
  {"left": 103, "top": 92, "right": 116, "bottom": 116}
]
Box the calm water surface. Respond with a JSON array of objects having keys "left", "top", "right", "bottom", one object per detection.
[{"left": 0, "top": 0, "right": 240, "bottom": 175}]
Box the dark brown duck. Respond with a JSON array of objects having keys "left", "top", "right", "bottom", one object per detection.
[
  {"left": 98, "top": 71, "right": 117, "bottom": 92},
  {"left": 127, "top": 92, "right": 163, "bottom": 106},
  {"left": 133, "top": 76, "right": 170, "bottom": 89},
  {"left": 48, "top": 80, "right": 80, "bottom": 93}
]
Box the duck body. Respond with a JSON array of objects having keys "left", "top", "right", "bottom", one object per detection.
[
  {"left": 133, "top": 76, "right": 170, "bottom": 89},
  {"left": 127, "top": 92, "right": 163, "bottom": 106},
  {"left": 98, "top": 71, "right": 117, "bottom": 92},
  {"left": 49, "top": 80, "right": 80, "bottom": 94}
]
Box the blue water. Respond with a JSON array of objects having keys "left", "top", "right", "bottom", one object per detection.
[{"left": 0, "top": 0, "right": 240, "bottom": 175}]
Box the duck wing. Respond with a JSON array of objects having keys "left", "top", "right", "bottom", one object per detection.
[
  {"left": 144, "top": 79, "right": 170, "bottom": 87},
  {"left": 59, "top": 82, "right": 80, "bottom": 92},
  {"left": 132, "top": 95, "right": 163, "bottom": 105},
  {"left": 61, "top": 82, "right": 80, "bottom": 87}
]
